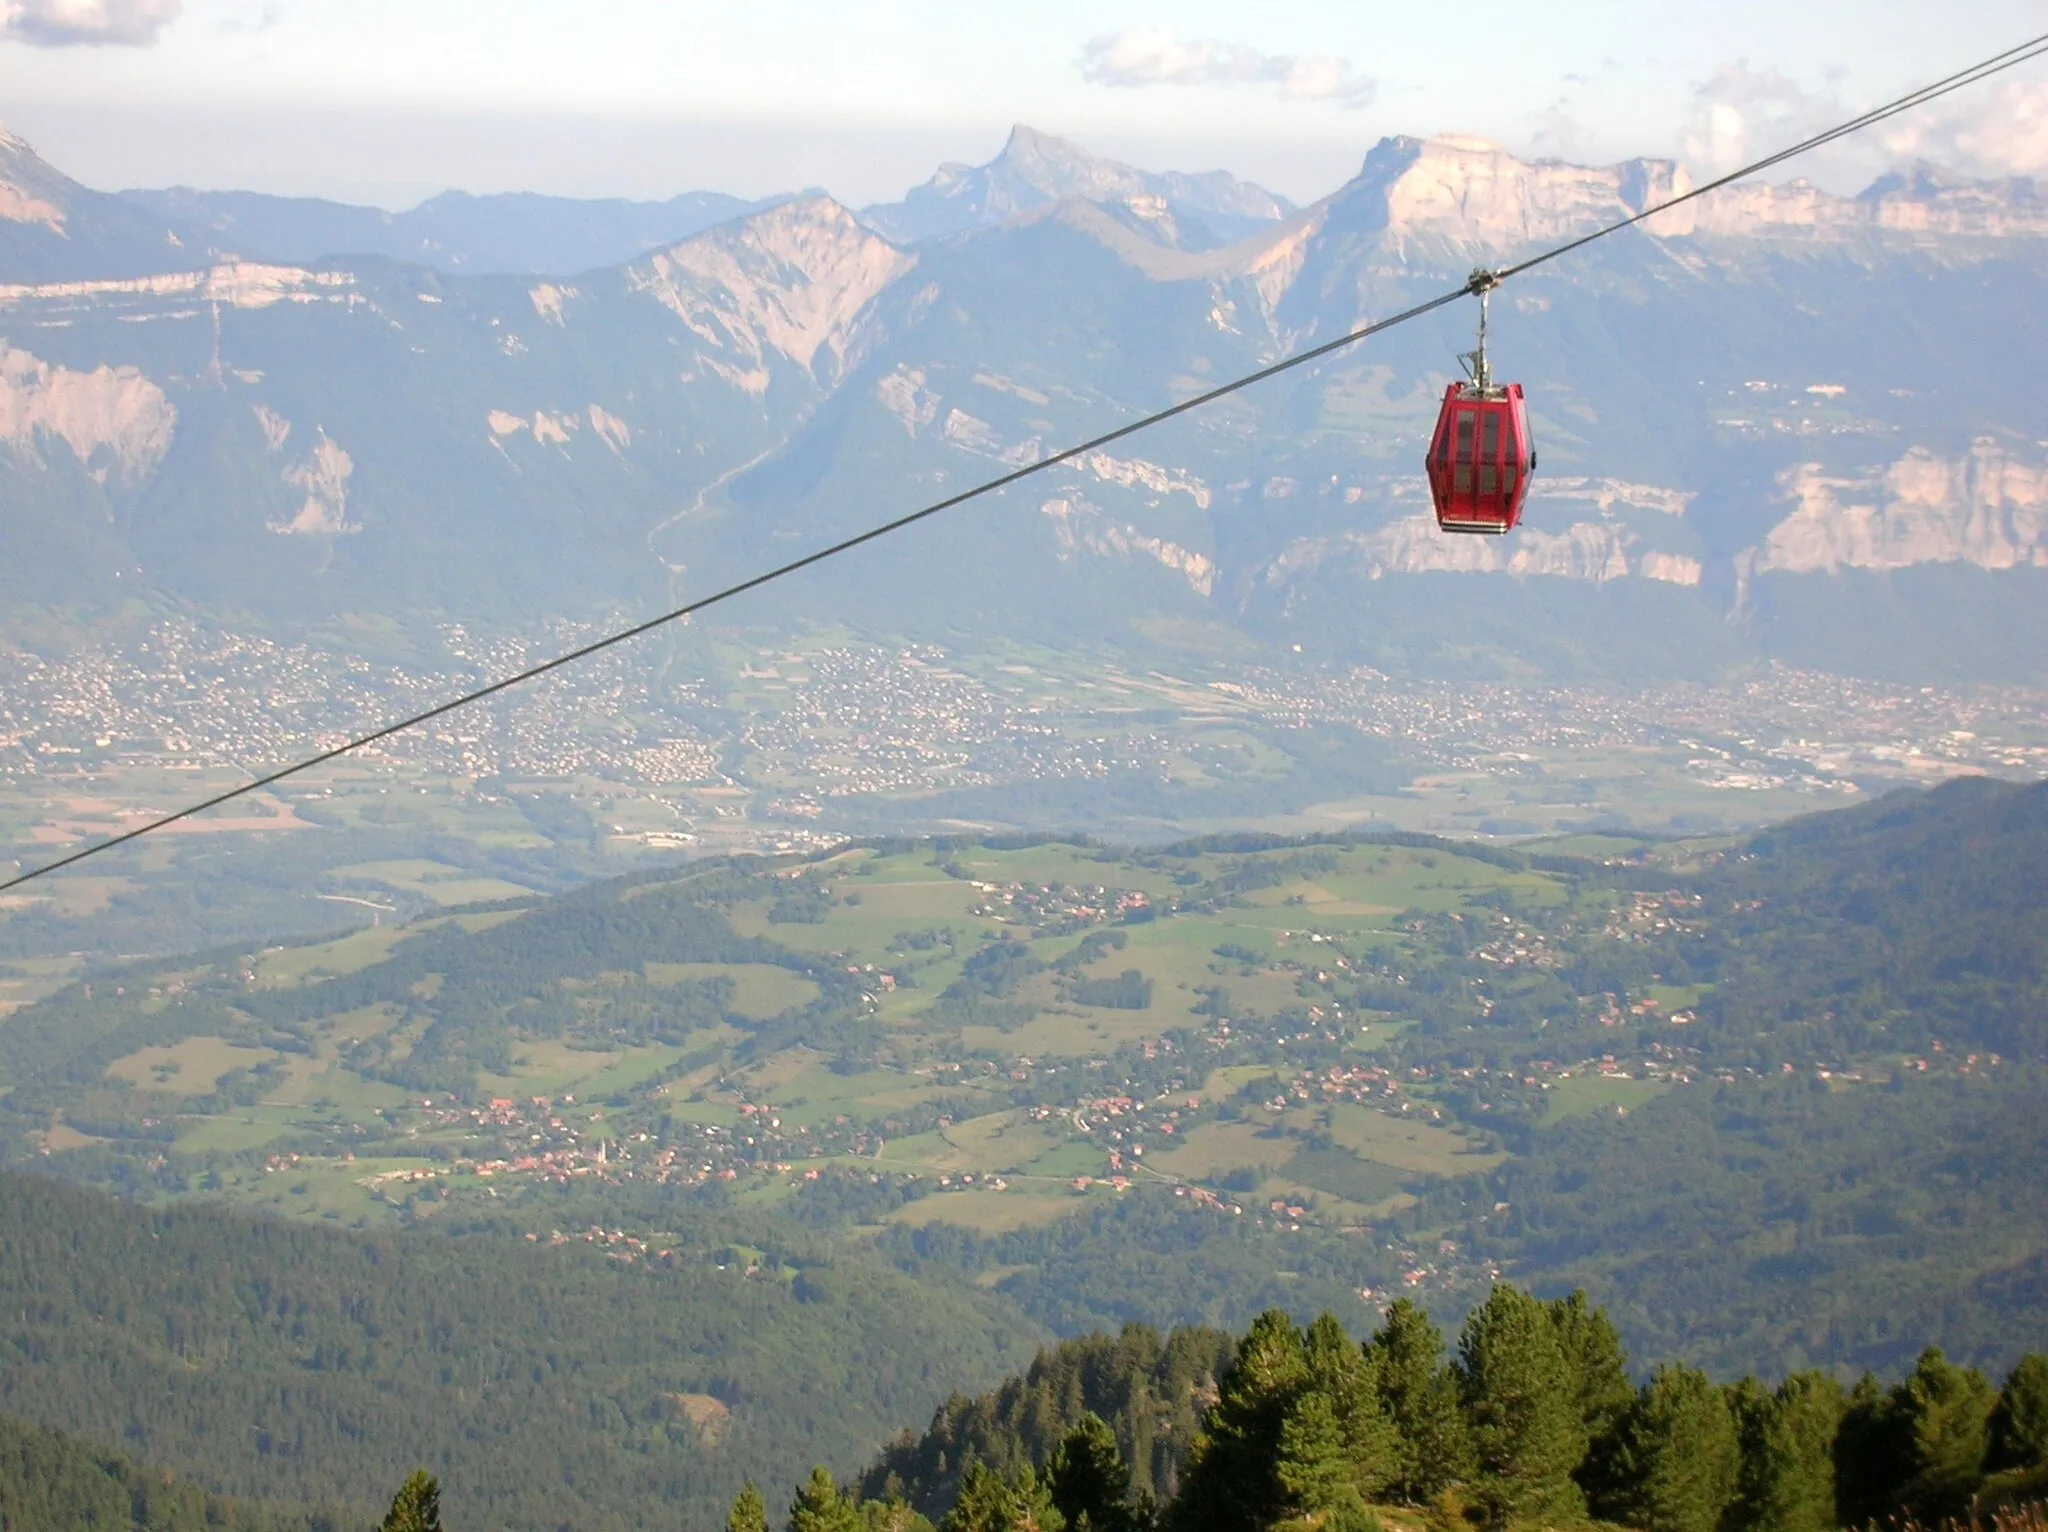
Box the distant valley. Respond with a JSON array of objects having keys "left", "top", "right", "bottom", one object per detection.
[{"left": 6, "top": 116, "right": 2048, "bottom": 956}]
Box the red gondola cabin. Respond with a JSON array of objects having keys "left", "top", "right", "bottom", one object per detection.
[{"left": 1425, "top": 380, "right": 1534, "bottom": 535}]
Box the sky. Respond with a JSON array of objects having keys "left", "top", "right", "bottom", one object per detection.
[{"left": 2, "top": 0, "right": 2046, "bottom": 209}]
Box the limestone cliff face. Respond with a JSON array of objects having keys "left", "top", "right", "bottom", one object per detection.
[
  {"left": 1252, "top": 441, "right": 2047, "bottom": 598},
  {"left": 1759, "top": 442, "right": 2048, "bottom": 573},
  {"left": 275, "top": 430, "right": 356, "bottom": 536},
  {"left": 0, "top": 344, "right": 174, "bottom": 482},
  {"left": 1352, "top": 135, "right": 1702, "bottom": 252},
  {"left": 1256, "top": 476, "right": 1706, "bottom": 590},
  {"left": 629, "top": 196, "right": 913, "bottom": 392},
  {"left": 0, "top": 261, "right": 354, "bottom": 311},
  {"left": 1268, "top": 515, "right": 1698, "bottom": 588},
  {"left": 1040, "top": 496, "right": 1215, "bottom": 595},
  {"left": 1239, "top": 134, "right": 2048, "bottom": 292}
]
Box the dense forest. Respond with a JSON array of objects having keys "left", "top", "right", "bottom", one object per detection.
[
  {"left": 837, "top": 1297, "right": 2048, "bottom": 1532},
  {"left": 1676, "top": 776, "right": 2048, "bottom": 1063},
  {"left": 1423, "top": 1071, "right": 2048, "bottom": 1375},
  {"left": 0, "top": 1409, "right": 367, "bottom": 1532},
  {"left": 0, "top": 1170, "right": 1040, "bottom": 1532}
]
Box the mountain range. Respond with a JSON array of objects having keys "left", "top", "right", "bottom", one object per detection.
[{"left": 2, "top": 120, "right": 2045, "bottom": 680}]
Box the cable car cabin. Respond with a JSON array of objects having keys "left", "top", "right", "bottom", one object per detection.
[{"left": 1425, "top": 381, "right": 1534, "bottom": 535}]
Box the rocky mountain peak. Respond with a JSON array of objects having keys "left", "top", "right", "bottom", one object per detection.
[
  {"left": 861, "top": 125, "right": 1291, "bottom": 249},
  {"left": 0, "top": 126, "right": 74, "bottom": 236},
  {"left": 629, "top": 192, "right": 913, "bottom": 384},
  {"left": 0, "top": 125, "right": 210, "bottom": 280}
]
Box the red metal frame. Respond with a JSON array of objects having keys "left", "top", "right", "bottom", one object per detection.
[{"left": 1425, "top": 381, "right": 1533, "bottom": 535}]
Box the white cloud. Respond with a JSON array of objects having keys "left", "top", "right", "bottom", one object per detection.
[
  {"left": 1, "top": 0, "right": 180, "bottom": 46},
  {"left": 1079, "top": 26, "right": 1375, "bottom": 108},
  {"left": 1683, "top": 62, "right": 1844, "bottom": 177},
  {"left": 1880, "top": 79, "right": 2048, "bottom": 179},
  {"left": 1684, "top": 60, "right": 2048, "bottom": 190}
]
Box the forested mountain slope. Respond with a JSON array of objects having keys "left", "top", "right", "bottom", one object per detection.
[
  {"left": 0, "top": 1172, "right": 1041, "bottom": 1532},
  {"left": 1683, "top": 775, "right": 2048, "bottom": 1059},
  {"left": 1441, "top": 1073, "right": 2048, "bottom": 1377},
  {"left": 0, "top": 1409, "right": 364, "bottom": 1532}
]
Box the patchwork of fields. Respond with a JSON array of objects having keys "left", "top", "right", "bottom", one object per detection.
[{"left": 0, "top": 835, "right": 1583, "bottom": 1241}]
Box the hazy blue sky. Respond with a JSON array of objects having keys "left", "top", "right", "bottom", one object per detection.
[{"left": 3, "top": 0, "right": 2045, "bottom": 207}]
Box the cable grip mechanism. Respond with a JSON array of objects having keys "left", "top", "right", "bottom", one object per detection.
[{"left": 1460, "top": 267, "right": 1501, "bottom": 392}]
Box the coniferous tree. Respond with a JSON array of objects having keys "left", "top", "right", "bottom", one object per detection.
[
  {"left": 1366, "top": 1300, "right": 1474, "bottom": 1504},
  {"left": 1726, "top": 1372, "right": 1842, "bottom": 1532},
  {"left": 381, "top": 1472, "right": 443, "bottom": 1532},
  {"left": 1989, "top": 1354, "right": 2048, "bottom": 1472},
  {"left": 945, "top": 1463, "right": 1064, "bottom": 1532},
  {"left": 1834, "top": 1373, "right": 1904, "bottom": 1530},
  {"left": 946, "top": 1465, "right": 1014, "bottom": 1532},
  {"left": 1595, "top": 1365, "right": 1739, "bottom": 1532},
  {"left": 1890, "top": 1347, "right": 1996, "bottom": 1522},
  {"left": 1455, "top": 1285, "right": 1586, "bottom": 1528},
  {"left": 1172, "top": 1310, "right": 1307, "bottom": 1532},
  {"left": 1547, "top": 1291, "right": 1634, "bottom": 1453},
  {"left": 1722, "top": 1377, "right": 1776, "bottom": 1532},
  {"left": 792, "top": 1468, "right": 865, "bottom": 1532},
  {"left": 1302, "top": 1313, "right": 1400, "bottom": 1501},
  {"left": 864, "top": 1503, "right": 935, "bottom": 1532},
  {"left": 1049, "top": 1415, "right": 1143, "bottom": 1532},
  {"left": 730, "top": 1482, "right": 771, "bottom": 1532},
  {"left": 1275, "top": 1389, "right": 1377, "bottom": 1532},
  {"left": 1008, "top": 1467, "right": 1065, "bottom": 1532}
]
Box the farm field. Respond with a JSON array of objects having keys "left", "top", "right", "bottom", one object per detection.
[
  {"left": 1538, "top": 1072, "right": 1673, "bottom": 1123},
  {"left": 0, "top": 822, "right": 1833, "bottom": 1263}
]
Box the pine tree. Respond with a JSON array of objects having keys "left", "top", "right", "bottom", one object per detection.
[
  {"left": 1547, "top": 1291, "right": 1634, "bottom": 1452},
  {"left": 1455, "top": 1284, "right": 1587, "bottom": 1528},
  {"left": 864, "top": 1501, "right": 935, "bottom": 1532},
  {"left": 1723, "top": 1376, "right": 1777, "bottom": 1532},
  {"left": 1834, "top": 1373, "right": 1905, "bottom": 1530},
  {"left": 1008, "top": 1467, "right": 1065, "bottom": 1532},
  {"left": 792, "top": 1468, "right": 865, "bottom": 1532},
  {"left": 1302, "top": 1313, "right": 1401, "bottom": 1500},
  {"left": 1989, "top": 1354, "right": 2048, "bottom": 1472},
  {"left": 944, "top": 1463, "right": 1065, "bottom": 1532},
  {"left": 945, "top": 1464, "right": 1014, "bottom": 1532},
  {"left": 1367, "top": 1300, "right": 1474, "bottom": 1504},
  {"left": 730, "top": 1481, "right": 770, "bottom": 1532},
  {"left": 1596, "top": 1365, "right": 1739, "bottom": 1532},
  {"left": 1277, "top": 1388, "right": 1351, "bottom": 1516},
  {"left": 381, "top": 1471, "right": 443, "bottom": 1532},
  {"left": 1891, "top": 1347, "right": 1995, "bottom": 1522},
  {"left": 1049, "top": 1414, "right": 1142, "bottom": 1532},
  {"left": 1276, "top": 1387, "right": 1378, "bottom": 1532},
  {"left": 1171, "top": 1310, "right": 1307, "bottom": 1532},
  {"left": 1727, "top": 1372, "right": 1842, "bottom": 1532}
]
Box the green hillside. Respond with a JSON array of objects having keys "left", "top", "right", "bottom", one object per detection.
[
  {"left": 1436, "top": 1072, "right": 2048, "bottom": 1376},
  {"left": 0, "top": 1171, "right": 1041, "bottom": 1532},
  {"left": 0, "top": 1409, "right": 364, "bottom": 1532},
  {"left": 1, "top": 779, "right": 2043, "bottom": 1388}
]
